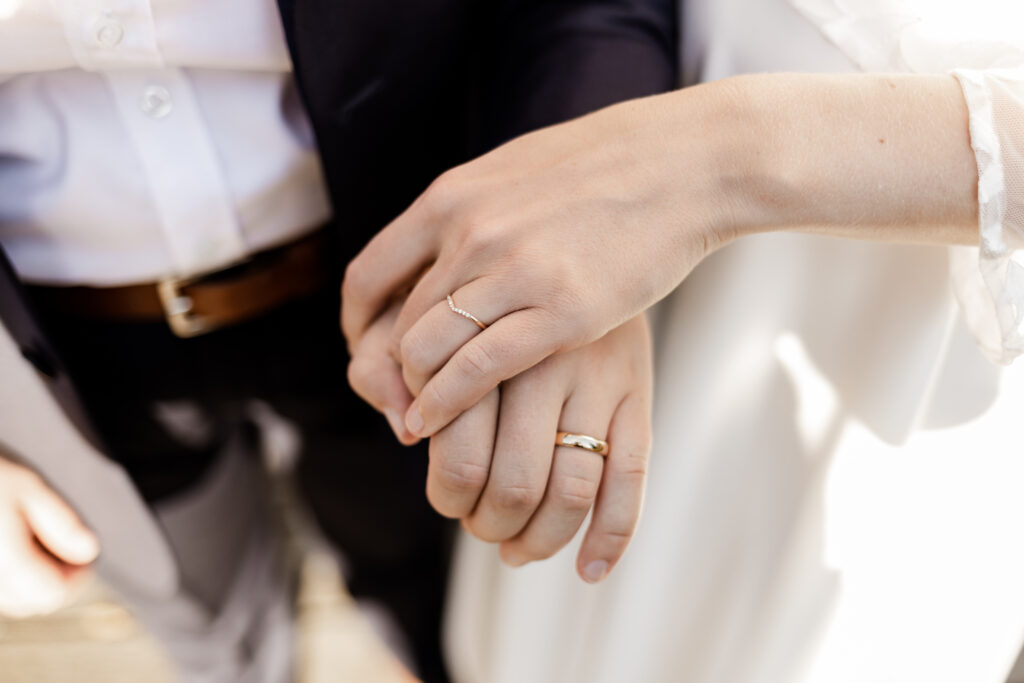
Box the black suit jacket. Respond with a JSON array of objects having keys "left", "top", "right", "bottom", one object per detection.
[{"left": 0, "top": 0, "right": 676, "bottom": 449}]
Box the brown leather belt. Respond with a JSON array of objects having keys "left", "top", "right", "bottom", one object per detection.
[{"left": 27, "top": 231, "right": 330, "bottom": 338}]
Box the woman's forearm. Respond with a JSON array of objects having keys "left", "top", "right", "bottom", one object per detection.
[
  {"left": 705, "top": 73, "right": 979, "bottom": 246},
  {"left": 342, "top": 72, "right": 987, "bottom": 436}
]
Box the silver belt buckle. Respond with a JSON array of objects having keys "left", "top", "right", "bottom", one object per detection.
[{"left": 156, "top": 276, "right": 212, "bottom": 338}]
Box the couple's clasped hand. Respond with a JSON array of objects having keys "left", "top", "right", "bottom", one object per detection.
[
  {"left": 342, "top": 83, "right": 738, "bottom": 580},
  {"left": 347, "top": 298, "right": 652, "bottom": 582},
  {"left": 342, "top": 73, "right": 976, "bottom": 580}
]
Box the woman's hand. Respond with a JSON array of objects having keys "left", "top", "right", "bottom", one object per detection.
[
  {"left": 341, "top": 73, "right": 976, "bottom": 439},
  {"left": 0, "top": 456, "right": 100, "bottom": 617},
  {"left": 428, "top": 315, "right": 653, "bottom": 582},
  {"left": 343, "top": 85, "right": 734, "bottom": 439}
]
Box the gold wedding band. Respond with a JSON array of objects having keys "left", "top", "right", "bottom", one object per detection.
[
  {"left": 447, "top": 294, "right": 487, "bottom": 330},
  {"left": 556, "top": 432, "right": 609, "bottom": 456}
]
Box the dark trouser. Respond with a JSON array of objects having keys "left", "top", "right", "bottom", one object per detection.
[{"left": 32, "top": 286, "right": 453, "bottom": 683}]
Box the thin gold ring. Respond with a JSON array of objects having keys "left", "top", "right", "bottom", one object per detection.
[
  {"left": 447, "top": 294, "right": 487, "bottom": 331},
  {"left": 556, "top": 432, "right": 609, "bottom": 456}
]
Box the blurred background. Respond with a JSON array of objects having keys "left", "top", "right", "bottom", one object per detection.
[
  {"left": 0, "top": 420, "right": 416, "bottom": 683},
  {"left": 0, "top": 550, "right": 410, "bottom": 683}
]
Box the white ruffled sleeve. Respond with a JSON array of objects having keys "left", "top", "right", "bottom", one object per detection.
[
  {"left": 789, "top": 0, "right": 1024, "bottom": 363},
  {"left": 951, "top": 68, "right": 1024, "bottom": 364}
]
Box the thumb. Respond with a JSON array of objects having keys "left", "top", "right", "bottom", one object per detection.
[{"left": 20, "top": 479, "right": 99, "bottom": 566}]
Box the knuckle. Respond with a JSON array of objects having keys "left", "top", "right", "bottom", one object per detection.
[
  {"left": 456, "top": 216, "right": 497, "bottom": 254},
  {"left": 449, "top": 208, "right": 511, "bottom": 260},
  {"left": 612, "top": 447, "right": 651, "bottom": 479},
  {"left": 549, "top": 474, "right": 600, "bottom": 513},
  {"left": 491, "top": 483, "right": 543, "bottom": 515},
  {"left": 341, "top": 259, "right": 367, "bottom": 299},
  {"left": 433, "top": 459, "right": 490, "bottom": 497},
  {"left": 455, "top": 343, "right": 496, "bottom": 383},
  {"left": 422, "top": 170, "right": 465, "bottom": 217},
  {"left": 399, "top": 331, "right": 430, "bottom": 375},
  {"left": 466, "top": 516, "right": 522, "bottom": 544},
  {"left": 426, "top": 488, "right": 471, "bottom": 519},
  {"left": 346, "top": 356, "right": 374, "bottom": 396},
  {"left": 599, "top": 526, "right": 636, "bottom": 545},
  {"left": 462, "top": 516, "right": 502, "bottom": 543},
  {"left": 422, "top": 380, "right": 456, "bottom": 421},
  {"left": 515, "top": 540, "right": 558, "bottom": 563}
]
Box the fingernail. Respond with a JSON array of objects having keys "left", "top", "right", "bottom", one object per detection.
[
  {"left": 384, "top": 409, "right": 406, "bottom": 439},
  {"left": 582, "top": 560, "right": 608, "bottom": 583},
  {"left": 405, "top": 407, "right": 425, "bottom": 436},
  {"left": 502, "top": 553, "right": 527, "bottom": 568}
]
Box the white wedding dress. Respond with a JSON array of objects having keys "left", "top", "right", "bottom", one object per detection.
[{"left": 444, "top": 1, "right": 1024, "bottom": 682}]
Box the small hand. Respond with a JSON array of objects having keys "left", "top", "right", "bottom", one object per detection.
[
  {"left": 426, "top": 315, "right": 653, "bottom": 582},
  {"left": 341, "top": 90, "right": 731, "bottom": 439},
  {"left": 0, "top": 456, "right": 100, "bottom": 618}
]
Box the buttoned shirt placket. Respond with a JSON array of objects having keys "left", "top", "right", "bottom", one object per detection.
[{"left": 54, "top": 0, "right": 248, "bottom": 280}]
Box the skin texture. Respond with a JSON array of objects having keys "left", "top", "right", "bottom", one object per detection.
[
  {"left": 0, "top": 456, "right": 99, "bottom": 617},
  {"left": 348, "top": 305, "right": 653, "bottom": 581},
  {"left": 343, "top": 72, "right": 979, "bottom": 579}
]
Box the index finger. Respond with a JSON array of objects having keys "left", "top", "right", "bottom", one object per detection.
[{"left": 341, "top": 194, "right": 439, "bottom": 349}]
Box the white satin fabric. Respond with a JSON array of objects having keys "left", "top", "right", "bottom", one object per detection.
[{"left": 444, "top": 1, "right": 1024, "bottom": 682}]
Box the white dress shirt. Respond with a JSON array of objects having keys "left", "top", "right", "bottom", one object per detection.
[{"left": 0, "top": 0, "right": 331, "bottom": 286}]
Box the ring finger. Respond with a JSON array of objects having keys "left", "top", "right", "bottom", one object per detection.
[{"left": 398, "top": 276, "right": 510, "bottom": 396}]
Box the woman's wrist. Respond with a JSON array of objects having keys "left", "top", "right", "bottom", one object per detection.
[
  {"left": 643, "top": 75, "right": 784, "bottom": 256},
  {"left": 698, "top": 73, "right": 978, "bottom": 247}
]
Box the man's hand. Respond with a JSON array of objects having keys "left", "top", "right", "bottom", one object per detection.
[
  {"left": 0, "top": 456, "right": 100, "bottom": 617},
  {"left": 430, "top": 314, "right": 653, "bottom": 582},
  {"left": 348, "top": 307, "right": 654, "bottom": 582}
]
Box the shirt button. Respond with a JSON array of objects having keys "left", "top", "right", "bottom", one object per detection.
[
  {"left": 139, "top": 85, "right": 173, "bottom": 119},
  {"left": 94, "top": 19, "right": 124, "bottom": 48}
]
